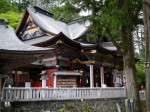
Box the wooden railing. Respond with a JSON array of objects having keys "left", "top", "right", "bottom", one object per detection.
[{"left": 2, "top": 87, "right": 126, "bottom": 102}]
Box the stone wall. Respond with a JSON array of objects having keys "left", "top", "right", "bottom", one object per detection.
[{"left": 5, "top": 98, "right": 125, "bottom": 112}]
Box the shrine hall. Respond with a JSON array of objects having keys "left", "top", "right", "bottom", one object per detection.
[{"left": 0, "top": 6, "right": 126, "bottom": 102}]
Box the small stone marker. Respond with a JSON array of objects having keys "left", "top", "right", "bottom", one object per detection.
[{"left": 125, "top": 99, "right": 135, "bottom": 112}]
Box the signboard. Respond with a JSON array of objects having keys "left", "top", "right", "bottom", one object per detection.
[{"left": 139, "top": 90, "right": 146, "bottom": 101}]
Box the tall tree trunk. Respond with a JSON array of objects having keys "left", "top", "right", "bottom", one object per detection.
[
  {"left": 107, "top": 1, "right": 142, "bottom": 111},
  {"left": 121, "top": 0, "right": 142, "bottom": 111},
  {"left": 142, "top": 0, "right": 150, "bottom": 112},
  {"left": 122, "top": 26, "right": 142, "bottom": 112}
]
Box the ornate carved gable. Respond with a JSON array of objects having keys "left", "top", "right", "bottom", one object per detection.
[{"left": 20, "top": 18, "right": 46, "bottom": 41}]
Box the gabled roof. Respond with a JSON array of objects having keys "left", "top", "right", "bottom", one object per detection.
[
  {"left": 16, "top": 6, "right": 88, "bottom": 40},
  {"left": 34, "top": 32, "right": 81, "bottom": 49},
  {"left": 15, "top": 6, "right": 118, "bottom": 55},
  {"left": 0, "top": 23, "right": 51, "bottom": 54},
  {"left": 34, "top": 32, "right": 117, "bottom": 54}
]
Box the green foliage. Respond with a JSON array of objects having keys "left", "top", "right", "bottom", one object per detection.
[
  {"left": 0, "top": 11, "right": 23, "bottom": 29},
  {"left": 49, "top": 3, "right": 80, "bottom": 21},
  {"left": 16, "top": 0, "right": 30, "bottom": 12},
  {"left": 136, "top": 55, "right": 146, "bottom": 87},
  {"left": 58, "top": 102, "right": 101, "bottom": 112},
  {"left": 0, "top": 0, "right": 19, "bottom": 13},
  {"left": 101, "top": 0, "right": 142, "bottom": 37},
  {"left": 136, "top": 60, "right": 145, "bottom": 87},
  {"left": 135, "top": 53, "right": 145, "bottom": 87},
  {"left": 81, "top": 102, "right": 90, "bottom": 112},
  {"left": 49, "top": 0, "right": 142, "bottom": 43},
  {"left": 58, "top": 103, "right": 75, "bottom": 112},
  {"left": 0, "top": 0, "right": 25, "bottom": 29},
  {"left": 0, "top": 0, "right": 29, "bottom": 13},
  {"left": 59, "top": 106, "right": 66, "bottom": 112}
]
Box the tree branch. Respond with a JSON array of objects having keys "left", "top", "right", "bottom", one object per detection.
[{"left": 106, "top": 29, "right": 122, "bottom": 54}]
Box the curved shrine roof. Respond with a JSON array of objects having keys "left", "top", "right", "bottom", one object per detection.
[
  {"left": 27, "top": 6, "right": 88, "bottom": 40},
  {"left": 16, "top": 6, "right": 118, "bottom": 53},
  {"left": 0, "top": 24, "right": 51, "bottom": 53},
  {"left": 34, "top": 32, "right": 117, "bottom": 54}
]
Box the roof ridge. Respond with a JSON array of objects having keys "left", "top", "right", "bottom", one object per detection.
[
  {"left": 33, "top": 6, "right": 53, "bottom": 17},
  {"left": 25, "top": 6, "right": 88, "bottom": 40},
  {"left": 33, "top": 6, "right": 68, "bottom": 23},
  {"left": 33, "top": 6, "right": 86, "bottom": 24},
  {"left": 67, "top": 17, "right": 86, "bottom": 25}
]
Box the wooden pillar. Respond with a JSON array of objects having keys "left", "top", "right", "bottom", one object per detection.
[
  {"left": 90, "top": 65, "right": 94, "bottom": 88},
  {"left": 79, "top": 76, "right": 82, "bottom": 87},
  {"left": 113, "top": 69, "right": 117, "bottom": 86},
  {"left": 54, "top": 75, "right": 57, "bottom": 88},
  {"left": 100, "top": 67, "right": 104, "bottom": 86}
]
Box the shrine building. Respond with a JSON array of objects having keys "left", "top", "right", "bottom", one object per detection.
[{"left": 1, "top": 6, "right": 126, "bottom": 102}]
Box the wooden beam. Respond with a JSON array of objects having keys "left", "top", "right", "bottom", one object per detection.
[{"left": 72, "top": 59, "right": 95, "bottom": 65}]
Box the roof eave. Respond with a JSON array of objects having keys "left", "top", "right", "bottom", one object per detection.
[
  {"left": 0, "top": 49, "right": 52, "bottom": 55},
  {"left": 34, "top": 32, "right": 81, "bottom": 49}
]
